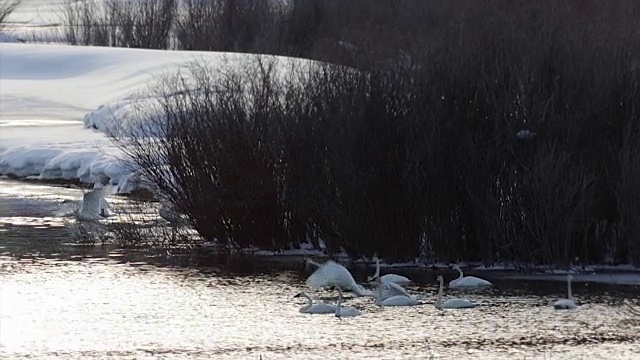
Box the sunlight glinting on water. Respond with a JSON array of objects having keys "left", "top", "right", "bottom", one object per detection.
[
  {"left": 1, "top": 180, "right": 640, "bottom": 359},
  {"left": 2, "top": 256, "right": 640, "bottom": 359}
]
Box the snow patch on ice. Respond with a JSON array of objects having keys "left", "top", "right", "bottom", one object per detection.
[{"left": 0, "top": 143, "right": 127, "bottom": 187}]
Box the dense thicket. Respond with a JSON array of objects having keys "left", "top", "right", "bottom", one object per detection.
[{"left": 109, "top": 1, "right": 640, "bottom": 265}]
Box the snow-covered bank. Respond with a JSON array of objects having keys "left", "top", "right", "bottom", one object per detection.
[
  {"left": 0, "top": 121, "right": 124, "bottom": 185},
  {"left": 0, "top": 43, "right": 300, "bottom": 191}
]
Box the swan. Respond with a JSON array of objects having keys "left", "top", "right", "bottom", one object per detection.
[
  {"left": 367, "top": 254, "right": 412, "bottom": 285},
  {"left": 374, "top": 279, "right": 422, "bottom": 307},
  {"left": 334, "top": 287, "right": 362, "bottom": 318},
  {"left": 436, "top": 275, "right": 476, "bottom": 309},
  {"left": 553, "top": 274, "right": 578, "bottom": 310},
  {"left": 306, "top": 260, "right": 373, "bottom": 297},
  {"left": 379, "top": 279, "right": 413, "bottom": 299},
  {"left": 305, "top": 257, "right": 323, "bottom": 268},
  {"left": 294, "top": 292, "right": 337, "bottom": 314},
  {"left": 61, "top": 188, "right": 112, "bottom": 221},
  {"left": 448, "top": 264, "right": 493, "bottom": 288}
]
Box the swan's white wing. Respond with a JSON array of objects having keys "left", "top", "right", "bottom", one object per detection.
[
  {"left": 99, "top": 199, "right": 112, "bottom": 217},
  {"left": 441, "top": 298, "right": 476, "bottom": 309},
  {"left": 378, "top": 286, "right": 400, "bottom": 301},
  {"left": 383, "top": 281, "right": 412, "bottom": 298},
  {"left": 449, "top": 276, "right": 493, "bottom": 288},
  {"left": 380, "top": 295, "right": 422, "bottom": 307},
  {"left": 337, "top": 306, "right": 361, "bottom": 317},
  {"left": 80, "top": 190, "right": 105, "bottom": 219},
  {"left": 306, "top": 260, "right": 357, "bottom": 290},
  {"left": 305, "top": 302, "right": 337, "bottom": 314},
  {"left": 351, "top": 284, "right": 373, "bottom": 297},
  {"left": 380, "top": 274, "right": 412, "bottom": 284},
  {"left": 553, "top": 299, "right": 577, "bottom": 310}
]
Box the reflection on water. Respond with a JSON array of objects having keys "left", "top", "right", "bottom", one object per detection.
[{"left": 1, "top": 180, "right": 640, "bottom": 359}]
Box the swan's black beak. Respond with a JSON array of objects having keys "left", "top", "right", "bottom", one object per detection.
[{"left": 293, "top": 293, "right": 302, "bottom": 298}]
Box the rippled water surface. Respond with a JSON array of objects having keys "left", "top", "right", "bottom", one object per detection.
[{"left": 1, "top": 180, "right": 640, "bottom": 359}]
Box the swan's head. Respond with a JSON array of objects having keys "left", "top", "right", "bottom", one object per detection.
[
  {"left": 436, "top": 275, "right": 444, "bottom": 283},
  {"left": 567, "top": 274, "right": 574, "bottom": 281},
  {"left": 304, "top": 258, "right": 319, "bottom": 271}
]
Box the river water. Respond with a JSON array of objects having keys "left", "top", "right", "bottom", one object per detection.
[{"left": 1, "top": 179, "right": 639, "bottom": 359}]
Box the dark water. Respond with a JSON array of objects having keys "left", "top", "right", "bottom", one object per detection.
[{"left": 1, "top": 180, "right": 640, "bottom": 359}]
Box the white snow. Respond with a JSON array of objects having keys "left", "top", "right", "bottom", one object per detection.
[{"left": 0, "top": 42, "right": 302, "bottom": 192}]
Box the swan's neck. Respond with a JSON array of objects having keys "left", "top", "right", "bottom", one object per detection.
[
  {"left": 302, "top": 293, "right": 313, "bottom": 307},
  {"left": 374, "top": 257, "right": 381, "bottom": 279},
  {"left": 375, "top": 281, "right": 384, "bottom": 305},
  {"left": 436, "top": 279, "right": 443, "bottom": 309},
  {"left": 567, "top": 277, "right": 573, "bottom": 299},
  {"left": 335, "top": 288, "right": 343, "bottom": 317},
  {"left": 455, "top": 267, "right": 464, "bottom": 280},
  {"left": 307, "top": 259, "right": 322, "bottom": 268}
]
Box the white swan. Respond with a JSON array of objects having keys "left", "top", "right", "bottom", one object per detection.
[
  {"left": 436, "top": 275, "right": 476, "bottom": 309},
  {"left": 61, "top": 188, "right": 112, "bottom": 221},
  {"left": 380, "top": 279, "right": 414, "bottom": 299},
  {"left": 448, "top": 265, "right": 493, "bottom": 288},
  {"left": 334, "top": 287, "right": 361, "bottom": 318},
  {"left": 553, "top": 274, "right": 578, "bottom": 310},
  {"left": 367, "top": 254, "right": 412, "bottom": 285},
  {"left": 294, "top": 292, "right": 337, "bottom": 314},
  {"left": 305, "top": 258, "right": 323, "bottom": 269},
  {"left": 374, "top": 279, "right": 422, "bottom": 307},
  {"left": 306, "top": 259, "right": 373, "bottom": 297}
]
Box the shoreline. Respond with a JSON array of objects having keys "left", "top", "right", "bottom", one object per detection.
[
  {"left": 2, "top": 177, "right": 640, "bottom": 287},
  {"left": 243, "top": 253, "right": 640, "bottom": 286}
]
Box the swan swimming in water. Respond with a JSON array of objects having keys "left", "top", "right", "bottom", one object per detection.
[
  {"left": 377, "top": 280, "right": 414, "bottom": 301},
  {"left": 374, "top": 278, "right": 422, "bottom": 307},
  {"left": 334, "top": 287, "right": 362, "bottom": 318},
  {"left": 553, "top": 274, "right": 578, "bottom": 310},
  {"left": 294, "top": 292, "right": 337, "bottom": 314},
  {"left": 436, "top": 275, "right": 476, "bottom": 309},
  {"left": 367, "top": 254, "right": 412, "bottom": 285},
  {"left": 306, "top": 259, "right": 373, "bottom": 297},
  {"left": 448, "top": 264, "right": 493, "bottom": 288}
]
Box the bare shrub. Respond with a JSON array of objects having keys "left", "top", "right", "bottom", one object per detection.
[
  {"left": 0, "top": 0, "right": 20, "bottom": 31},
  {"left": 61, "top": 0, "right": 176, "bottom": 48},
  {"left": 616, "top": 123, "right": 640, "bottom": 266},
  {"left": 96, "top": 1, "right": 640, "bottom": 265},
  {"left": 176, "top": 0, "right": 284, "bottom": 53},
  {"left": 286, "top": 65, "right": 432, "bottom": 261},
  {"left": 113, "top": 57, "right": 293, "bottom": 253},
  {"left": 104, "top": 198, "right": 201, "bottom": 249}
]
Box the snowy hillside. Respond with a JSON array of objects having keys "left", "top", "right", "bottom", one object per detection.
[{"left": 0, "top": 43, "right": 296, "bottom": 191}]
